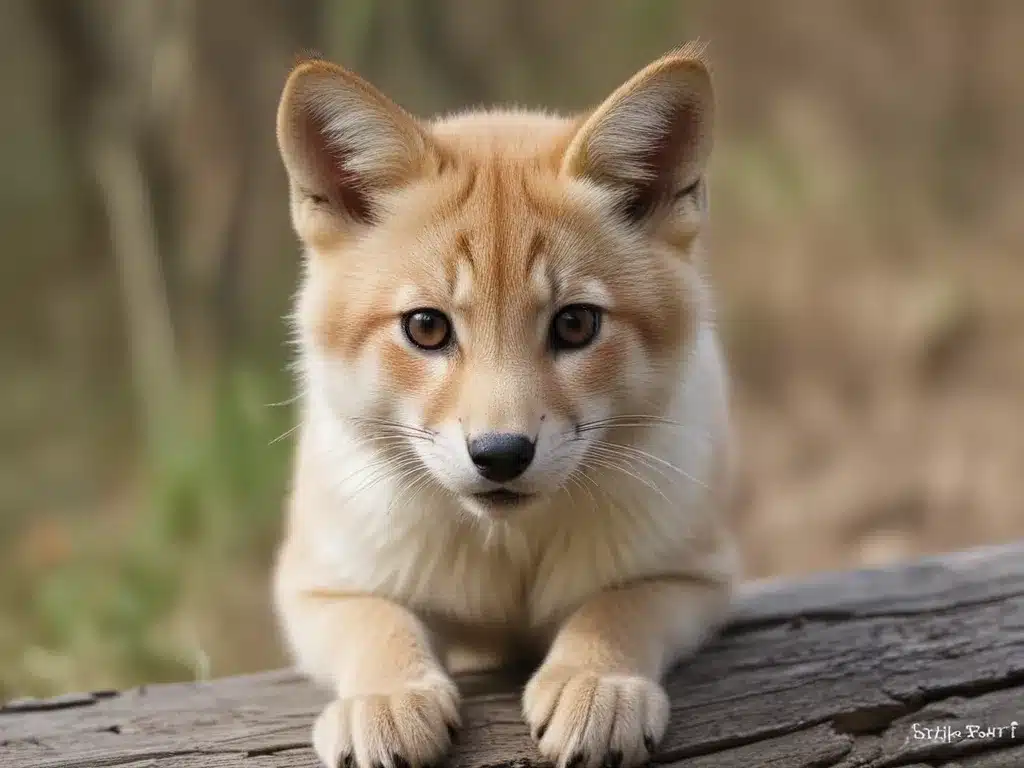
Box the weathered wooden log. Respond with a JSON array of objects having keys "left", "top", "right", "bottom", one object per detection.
[{"left": 3, "top": 542, "right": 1023, "bottom": 767}]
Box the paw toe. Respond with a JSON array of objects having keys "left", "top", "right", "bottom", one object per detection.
[
  {"left": 313, "top": 675, "right": 460, "bottom": 768},
  {"left": 523, "top": 668, "right": 668, "bottom": 768}
]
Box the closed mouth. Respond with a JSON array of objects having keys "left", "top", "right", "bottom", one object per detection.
[{"left": 472, "top": 489, "right": 534, "bottom": 507}]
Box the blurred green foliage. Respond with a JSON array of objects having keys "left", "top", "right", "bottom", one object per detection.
[{"left": 1, "top": 368, "right": 293, "bottom": 698}]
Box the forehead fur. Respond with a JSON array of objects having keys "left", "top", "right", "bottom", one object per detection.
[
  {"left": 304, "top": 110, "right": 696, "bottom": 360},
  {"left": 430, "top": 108, "right": 583, "bottom": 162}
]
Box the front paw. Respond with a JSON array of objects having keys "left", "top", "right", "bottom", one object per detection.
[
  {"left": 522, "top": 665, "right": 669, "bottom": 768},
  {"left": 313, "top": 671, "right": 461, "bottom": 768}
]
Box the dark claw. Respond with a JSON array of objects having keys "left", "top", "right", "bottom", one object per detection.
[
  {"left": 603, "top": 750, "right": 624, "bottom": 768},
  {"left": 567, "top": 752, "right": 586, "bottom": 768},
  {"left": 338, "top": 754, "right": 354, "bottom": 768},
  {"left": 393, "top": 755, "right": 411, "bottom": 768},
  {"left": 535, "top": 722, "right": 548, "bottom": 741},
  {"left": 643, "top": 732, "right": 656, "bottom": 755},
  {"left": 447, "top": 722, "right": 459, "bottom": 743}
]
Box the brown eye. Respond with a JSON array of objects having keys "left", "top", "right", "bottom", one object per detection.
[
  {"left": 402, "top": 309, "right": 452, "bottom": 351},
  {"left": 550, "top": 304, "right": 601, "bottom": 351}
]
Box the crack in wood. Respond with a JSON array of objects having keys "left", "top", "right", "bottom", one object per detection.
[
  {"left": 244, "top": 741, "right": 311, "bottom": 757},
  {"left": 0, "top": 689, "right": 121, "bottom": 716}
]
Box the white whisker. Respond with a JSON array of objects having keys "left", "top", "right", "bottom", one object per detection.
[{"left": 589, "top": 440, "right": 710, "bottom": 491}]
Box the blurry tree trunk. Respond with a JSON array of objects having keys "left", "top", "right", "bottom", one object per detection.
[
  {"left": 32, "top": 0, "right": 324, "bottom": 452},
  {"left": 939, "top": 0, "right": 995, "bottom": 222},
  {"left": 180, "top": 0, "right": 324, "bottom": 378},
  {"left": 32, "top": 0, "right": 183, "bottom": 458},
  {"left": 407, "top": 0, "right": 492, "bottom": 105},
  {"left": 28, "top": 1, "right": 108, "bottom": 274}
]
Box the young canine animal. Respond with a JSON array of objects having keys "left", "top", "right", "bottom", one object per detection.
[{"left": 274, "top": 42, "right": 738, "bottom": 768}]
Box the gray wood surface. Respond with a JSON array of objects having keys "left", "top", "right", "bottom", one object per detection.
[{"left": 3, "top": 542, "right": 1023, "bottom": 768}]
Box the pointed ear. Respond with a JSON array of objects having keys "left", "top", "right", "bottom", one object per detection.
[
  {"left": 561, "top": 45, "right": 714, "bottom": 223},
  {"left": 276, "top": 58, "right": 432, "bottom": 238}
]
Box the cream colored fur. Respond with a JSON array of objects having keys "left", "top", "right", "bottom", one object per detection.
[{"left": 274, "top": 42, "right": 738, "bottom": 768}]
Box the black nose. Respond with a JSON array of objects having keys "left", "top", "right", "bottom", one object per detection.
[{"left": 467, "top": 433, "right": 536, "bottom": 482}]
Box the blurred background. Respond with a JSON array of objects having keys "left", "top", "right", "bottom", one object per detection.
[{"left": 2, "top": 0, "right": 1022, "bottom": 700}]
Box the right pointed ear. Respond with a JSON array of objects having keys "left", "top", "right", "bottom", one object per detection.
[
  {"left": 561, "top": 45, "right": 714, "bottom": 225},
  {"left": 276, "top": 57, "right": 432, "bottom": 244}
]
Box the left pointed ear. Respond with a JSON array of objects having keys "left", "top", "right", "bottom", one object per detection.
[{"left": 561, "top": 45, "right": 714, "bottom": 223}]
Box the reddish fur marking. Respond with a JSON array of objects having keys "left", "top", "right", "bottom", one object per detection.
[
  {"left": 381, "top": 340, "right": 430, "bottom": 399},
  {"left": 422, "top": 363, "right": 462, "bottom": 431},
  {"left": 579, "top": 338, "right": 627, "bottom": 398},
  {"left": 524, "top": 231, "right": 547, "bottom": 281},
  {"left": 318, "top": 310, "right": 394, "bottom": 361},
  {"left": 455, "top": 231, "right": 475, "bottom": 276}
]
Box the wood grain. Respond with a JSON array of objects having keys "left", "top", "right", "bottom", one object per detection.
[{"left": 3, "top": 542, "right": 1022, "bottom": 768}]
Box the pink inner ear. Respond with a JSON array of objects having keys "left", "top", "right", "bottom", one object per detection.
[{"left": 298, "top": 105, "right": 373, "bottom": 223}]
